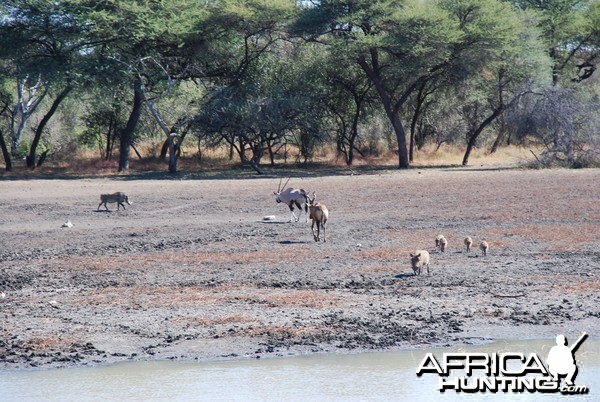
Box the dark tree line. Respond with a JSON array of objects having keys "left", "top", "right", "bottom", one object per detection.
[{"left": 1, "top": 0, "right": 599, "bottom": 173}]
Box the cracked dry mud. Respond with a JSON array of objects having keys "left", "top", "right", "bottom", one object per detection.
[{"left": 1, "top": 168, "right": 599, "bottom": 369}]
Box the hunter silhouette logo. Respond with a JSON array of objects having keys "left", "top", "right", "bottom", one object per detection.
[
  {"left": 416, "top": 332, "right": 590, "bottom": 394},
  {"left": 546, "top": 333, "right": 587, "bottom": 386}
]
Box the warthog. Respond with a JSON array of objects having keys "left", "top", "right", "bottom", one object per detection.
[
  {"left": 480, "top": 240, "right": 489, "bottom": 256},
  {"left": 464, "top": 236, "right": 473, "bottom": 252},
  {"left": 97, "top": 192, "right": 131, "bottom": 211},
  {"left": 410, "top": 250, "right": 430, "bottom": 276},
  {"left": 435, "top": 234, "right": 444, "bottom": 250},
  {"left": 439, "top": 236, "right": 448, "bottom": 252}
]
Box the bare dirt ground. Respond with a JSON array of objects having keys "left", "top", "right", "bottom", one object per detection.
[{"left": 1, "top": 167, "right": 599, "bottom": 369}]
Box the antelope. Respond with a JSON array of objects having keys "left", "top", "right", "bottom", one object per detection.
[
  {"left": 98, "top": 192, "right": 132, "bottom": 211},
  {"left": 306, "top": 192, "right": 329, "bottom": 242},
  {"left": 273, "top": 178, "right": 308, "bottom": 222}
]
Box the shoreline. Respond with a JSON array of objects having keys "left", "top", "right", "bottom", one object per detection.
[{"left": 4, "top": 333, "right": 599, "bottom": 373}]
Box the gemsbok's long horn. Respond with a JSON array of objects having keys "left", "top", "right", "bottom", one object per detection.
[
  {"left": 277, "top": 178, "right": 283, "bottom": 193},
  {"left": 281, "top": 177, "right": 291, "bottom": 191}
]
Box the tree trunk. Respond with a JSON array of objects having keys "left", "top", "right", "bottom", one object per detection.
[
  {"left": 462, "top": 132, "right": 478, "bottom": 166},
  {"left": 247, "top": 143, "right": 265, "bottom": 175},
  {"left": 118, "top": 78, "right": 144, "bottom": 172},
  {"left": 346, "top": 146, "right": 353, "bottom": 166},
  {"left": 384, "top": 104, "right": 409, "bottom": 168},
  {"left": 249, "top": 158, "right": 265, "bottom": 175},
  {"left": 12, "top": 116, "right": 27, "bottom": 156},
  {"left": 160, "top": 139, "right": 169, "bottom": 159},
  {"left": 347, "top": 106, "right": 362, "bottom": 166},
  {"left": 11, "top": 76, "right": 46, "bottom": 156},
  {"left": 357, "top": 55, "right": 409, "bottom": 168},
  {"left": 159, "top": 119, "right": 188, "bottom": 159},
  {"left": 267, "top": 140, "right": 276, "bottom": 166},
  {"left": 131, "top": 143, "right": 142, "bottom": 159},
  {"left": 104, "top": 114, "right": 115, "bottom": 161},
  {"left": 490, "top": 122, "right": 507, "bottom": 154},
  {"left": 36, "top": 149, "right": 49, "bottom": 167},
  {"left": 26, "top": 85, "right": 73, "bottom": 169},
  {"left": 462, "top": 108, "right": 503, "bottom": 166},
  {"left": 409, "top": 125, "right": 415, "bottom": 163},
  {"left": 168, "top": 133, "right": 180, "bottom": 174},
  {"left": 0, "top": 128, "right": 12, "bottom": 171},
  {"left": 409, "top": 83, "right": 426, "bottom": 163}
]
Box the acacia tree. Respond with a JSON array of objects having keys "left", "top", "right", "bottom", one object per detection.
[
  {"left": 8, "top": 75, "right": 46, "bottom": 157},
  {"left": 86, "top": 0, "right": 297, "bottom": 172},
  {"left": 294, "top": 0, "right": 537, "bottom": 169},
  {"left": 514, "top": 0, "right": 600, "bottom": 85},
  {"left": 405, "top": 78, "right": 442, "bottom": 161},
  {"left": 158, "top": 0, "right": 298, "bottom": 164},
  {"left": 0, "top": 0, "right": 94, "bottom": 168},
  {"left": 324, "top": 55, "right": 375, "bottom": 165},
  {"left": 195, "top": 87, "right": 294, "bottom": 174},
  {"left": 71, "top": 0, "right": 212, "bottom": 172},
  {"left": 195, "top": 43, "right": 325, "bottom": 174},
  {"left": 189, "top": 0, "right": 304, "bottom": 173},
  {"left": 0, "top": 85, "right": 12, "bottom": 170},
  {"left": 450, "top": 3, "right": 551, "bottom": 165}
]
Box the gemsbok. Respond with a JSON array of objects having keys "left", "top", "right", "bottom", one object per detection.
[
  {"left": 97, "top": 192, "right": 132, "bottom": 211},
  {"left": 273, "top": 178, "right": 309, "bottom": 222},
  {"left": 306, "top": 192, "right": 329, "bottom": 242}
]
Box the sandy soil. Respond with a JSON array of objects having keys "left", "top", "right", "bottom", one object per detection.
[{"left": 1, "top": 167, "right": 599, "bottom": 369}]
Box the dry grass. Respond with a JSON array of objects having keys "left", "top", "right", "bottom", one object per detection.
[
  {"left": 57, "top": 247, "right": 325, "bottom": 271},
  {"left": 26, "top": 337, "right": 80, "bottom": 353},
  {"left": 554, "top": 281, "right": 600, "bottom": 295},
  {"left": 255, "top": 289, "right": 345, "bottom": 308},
  {"left": 73, "top": 285, "right": 241, "bottom": 308},
  {"left": 72, "top": 284, "right": 345, "bottom": 310},
  {"left": 410, "top": 144, "right": 537, "bottom": 167},
  {"left": 1, "top": 142, "right": 541, "bottom": 178}
]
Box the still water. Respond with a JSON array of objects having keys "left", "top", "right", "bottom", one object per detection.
[{"left": 1, "top": 339, "right": 598, "bottom": 401}]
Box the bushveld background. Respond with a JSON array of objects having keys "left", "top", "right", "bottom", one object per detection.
[{"left": 1, "top": 0, "right": 599, "bottom": 176}]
